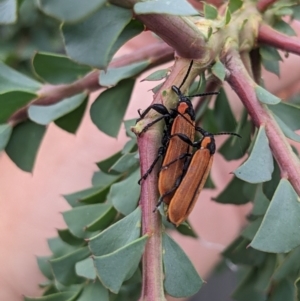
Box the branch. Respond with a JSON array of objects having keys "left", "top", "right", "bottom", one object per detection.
[
  {"left": 224, "top": 48, "right": 300, "bottom": 196},
  {"left": 258, "top": 24, "right": 300, "bottom": 56},
  {"left": 111, "top": 0, "right": 207, "bottom": 58},
  {"left": 9, "top": 42, "right": 174, "bottom": 126},
  {"left": 256, "top": 0, "right": 277, "bottom": 12}
]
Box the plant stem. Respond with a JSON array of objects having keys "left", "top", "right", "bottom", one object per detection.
[
  {"left": 8, "top": 42, "right": 173, "bottom": 126},
  {"left": 258, "top": 24, "right": 300, "bottom": 56},
  {"left": 225, "top": 48, "right": 300, "bottom": 196}
]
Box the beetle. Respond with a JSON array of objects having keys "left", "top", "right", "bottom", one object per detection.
[
  {"left": 137, "top": 61, "right": 219, "bottom": 204},
  {"left": 159, "top": 127, "right": 241, "bottom": 226}
]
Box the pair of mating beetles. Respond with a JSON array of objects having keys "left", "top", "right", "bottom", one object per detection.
[{"left": 137, "top": 61, "right": 240, "bottom": 227}]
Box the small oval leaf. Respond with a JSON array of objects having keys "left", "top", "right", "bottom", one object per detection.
[
  {"left": 134, "top": 0, "right": 198, "bottom": 15},
  {"left": 255, "top": 85, "right": 281, "bottom": 105},
  {"left": 163, "top": 233, "right": 202, "bottom": 297},
  {"left": 234, "top": 127, "right": 274, "bottom": 183},
  {"left": 90, "top": 79, "right": 134, "bottom": 137},
  {"left": 251, "top": 179, "right": 300, "bottom": 253},
  {"left": 93, "top": 235, "right": 148, "bottom": 293}
]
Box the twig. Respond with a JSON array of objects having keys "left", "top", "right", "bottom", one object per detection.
[
  {"left": 110, "top": 0, "right": 208, "bottom": 59},
  {"left": 9, "top": 42, "right": 174, "bottom": 126},
  {"left": 225, "top": 48, "right": 300, "bottom": 196},
  {"left": 258, "top": 24, "right": 300, "bottom": 56}
]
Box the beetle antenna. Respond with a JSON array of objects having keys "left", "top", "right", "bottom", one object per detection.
[
  {"left": 178, "top": 60, "right": 194, "bottom": 90},
  {"left": 213, "top": 132, "right": 242, "bottom": 138}
]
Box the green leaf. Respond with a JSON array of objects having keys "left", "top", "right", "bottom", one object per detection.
[
  {"left": 241, "top": 217, "right": 263, "bottom": 241},
  {"left": 124, "top": 118, "right": 136, "bottom": 138},
  {"left": 24, "top": 292, "right": 78, "bottom": 301},
  {"left": 211, "top": 61, "right": 225, "bottom": 81},
  {"left": 273, "top": 114, "right": 300, "bottom": 142},
  {"left": 232, "top": 268, "right": 267, "bottom": 301},
  {"left": 85, "top": 206, "right": 117, "bottom": 232},
  {"left": 151, "top": 82, "right": 164, "bottom": 94},
  {"left": 274, "top": 19, "right": 297, "bottom": 36},
  {"left": 262, "top": 58, "right": 280, "bottom": 77},
  {"left": 90, "top": 79, "right": 134, "bottom": 137},
  {"left": 77, "top": 185, "right": 109, "bottom": 204},
  {"left": 75, "top": 257, "right": 96, "bottom": 280},
  {"left": 0, "top": 91, "right": 36, "bottom": 123},
  {"left": 62, "top": 7, "right": 141, "bottom": 68},
  {"left": 54, "top": 97, "right": 88, "bottom": 134},
  {"left": 141, "top": 69, "right": 169, "bottom": 82},
  {"left": 163, "top": 233, "right": 202, "bottom": 297},
  {"left": 33, "top": 52, "right": 91, "bottom": 84},
  {"left": 268, "top": 279, "right": 295, "bottom": 301},
  {"left": 110, "top": 152, "right": 139, "bottom": 173},
  {"left": 255, "top": 86, "right": 281, "bottom": 105},
  {"left": 0, "top": 0, "right": 17, "bottom": 24},
  {"left": 122, "top": 138, "right": 137, "bottom": 154},
  {"left": 63, "top": 186, "right": 106, "bottom": 208},
  {"left": 53, "top": 282, "right": 82, "bottom": 293},
  {"left": 269, "top": 101, "right": 300, "bottom": 131},
  {"left": 260, "top": 45, "right": 282, "bottom": 61},
  {"left": 39, "top": 0, "right": 106, "bottom": 22},
  {"left": 0, "top": 62, "right": 41, "bottom": 93},
  {"left": 255, "top": 254, "right": 277, "bottom": 292},
  {"left": 47, "top": 237, "right": 78, "bottom": 258},
  {"left": 96, "top": 151, "right": 123, "bottom": 174},
  {"left": 76, "top": 280, "right": 109, "bottom": 301},
  {"left": 274, "top": 7, "right": 294, "bottom": 17},
  {"left": 108, "top": 168, "right": 140, "bottom": 215},
  {"left": 263, "top": 159, "right": 281, "bottom": 200},
  {"left": 272, "top": 246, "right": 300, "bottom": 281},
  {"left": 37, "top": 256, "right": 53, "bottom": 280},
  {"left": 57, "top": 229, "right": 84, "bottom": 246},
  {"left": 228, "top": 0, "right": 243, "bottom": 13},
  {"left": 214, "top": 88, "right": 236, "bottom": 132},
  {"left": 93, "top": 235, "right": 148, "bottom": 293},
  {"left": 223, "top": 237, "right": 266, "bottom": 266},
  {"left": 63, "top": 204, "right": 113, "bottom": 238},
  {"left": 234, "top": 127, "right": 274, "bottom": 183},
  {"left": 214, "top": 177, "right": 256, "bottom": 204},
  {"left": 49, "top": 247, "right": 90, "bottom": 285},
  {"left": 251, "top": 179, "right": 300, "bottom": 253},
  {"left": 100, "top": 60, "right": 149, "bottom": 87},
  {"left": 89, "top": 206, "right": 142, "bottom": 256},
  {"left": 0, "top": 123, "right": 12, "bottom": 151},
  {"left": 218, "top": 118, "right": 252, "bottom": 161},
  {"left": 203, "top": 173, "right": 215, "bottom": 189},
  {"left": 28, "top": 93, "right": 86, "bottom": 125},
  {"left": 5, "top": 121, "right": 46, "bottom": 172},
  {"left": 176, "top": 222, "right": 198, "bottom": 238},
  {"left": 201, "top": 108, "right": 219, "bottom": 134},
  {"left": 134, "top": 0, "right": 198, "bottom": 15},
  {"left": 91, "top": 170, "right": 121, "bottom": 187},
  {"left": 224, "top": 7, "right": 231, "bottom": 25},
  {"left": 204, "top": 3, "right": 218, "bottom": 19},
  {"left": 252, "top": 184, "right": 270, "bottom": 216},
  {"left": 293, "top": 5, "right": 300, "bottom": 20}
]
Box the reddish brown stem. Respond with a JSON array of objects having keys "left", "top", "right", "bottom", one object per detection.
[
  {"left": 225, "top": 48, "right": 300, "bottom": 196},
  {"left": 110, "top": 0, "right": 207, "bottom": 59},
  {"left": 258, "top": 24, "right": 300, "bottom": 56},
  {"left": 9, "top": 42, "right": 174, "bottom": 126}
]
